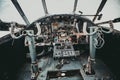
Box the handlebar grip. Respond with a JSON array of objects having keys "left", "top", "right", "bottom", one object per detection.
[
  {"left": 10, "top": 22, "right": 23, "bottom": 39},
  {"left": 113, "top": 18, "right": 120, "bottom": 23}
]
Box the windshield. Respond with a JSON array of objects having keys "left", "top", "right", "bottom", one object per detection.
[{"left": 0, "top": 0, "right": 120, "bottom": 30}]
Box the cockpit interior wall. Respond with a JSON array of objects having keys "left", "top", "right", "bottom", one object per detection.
[
  {"left": 96, "top": 30, "right": 120, "bottom": 80},
  {"left": 0, "top": 36, "right": 26, "bottom": 80}
]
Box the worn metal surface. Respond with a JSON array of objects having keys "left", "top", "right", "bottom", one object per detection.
[
  {"left": 89, "top": 27, "right": 96, "bottom": 61},
  {"left": 17, "top": 54, "right": 113, "bottom": 80}
]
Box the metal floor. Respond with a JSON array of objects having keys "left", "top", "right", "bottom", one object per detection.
[
  {"left": 17, "top": 55, "right": 114, "bottom": 80},
  {"left": 17, "top": 63, "right": 31, "bottom": 80}
]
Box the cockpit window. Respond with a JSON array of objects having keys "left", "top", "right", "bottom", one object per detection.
[
  {"left": 0, "top": 0, "right": 120, "bottom": 30},
  {"left": 45, "top": 0, "right": 74, "bottom": 14}
]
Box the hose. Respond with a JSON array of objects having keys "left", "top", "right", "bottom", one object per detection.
[{"left": 93, "top": 30, "right": 105, "bottom": 49}]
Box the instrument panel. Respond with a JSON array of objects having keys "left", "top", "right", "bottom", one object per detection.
[
  {"left": 32, "top": 14, "right": 91, "bottom": 45},
  {"left": 53, "top": 42, "right": 80, "bottom": 58}
]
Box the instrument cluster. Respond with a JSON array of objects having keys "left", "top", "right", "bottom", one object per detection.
[{"left": 33, "top": 15, "right": 89, "bottom": 45}]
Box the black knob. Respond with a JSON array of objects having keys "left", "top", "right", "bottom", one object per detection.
[{"left": 113, "top": 18, "right": 120, "bottom": 23}]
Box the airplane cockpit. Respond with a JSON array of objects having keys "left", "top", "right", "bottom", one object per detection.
[{"left": 1, "top": 0, "right": 120, "bottom": 80}]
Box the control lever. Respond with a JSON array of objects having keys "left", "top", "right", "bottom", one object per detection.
[
  {"left": 78, "top": 11, "right": 83, "bottom": 14},
  {"left": 96, "top": 17, "right": 120, "bottom": 25}
]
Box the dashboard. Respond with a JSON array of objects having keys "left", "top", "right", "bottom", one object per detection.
[{"left": 29, "top": 14, "right": 94, "bottom": 45}]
